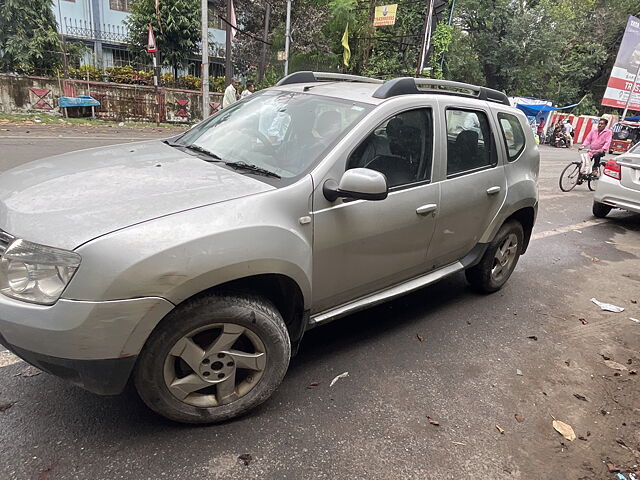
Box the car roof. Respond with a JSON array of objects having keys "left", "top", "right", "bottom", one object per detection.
[
  {"left": 268, "top": 72, "right": 512, "bottom": 109},
  {"left": 269, "top": 82, "right": 386, "bottom": 105}
]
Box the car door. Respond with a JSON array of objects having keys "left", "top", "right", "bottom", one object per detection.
[
  {"left": 311, "top": 106, "right": 440, "bottom": 314},
  {"left": 427, "top": 105, "right": 507, "bottom": 269}
]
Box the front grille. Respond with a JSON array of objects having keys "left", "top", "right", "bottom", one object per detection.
[{"left": 0, "top": 230, "right": 15, "bottom": 256}]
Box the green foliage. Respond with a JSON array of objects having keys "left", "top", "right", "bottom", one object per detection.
[
  {"left": 68, "top": 65, "right": 103, "bottom": 81},
  {"left": 106, "top": 66, "right": 153, "bottom": 85},
  {"left": 573, "top": 93, "right": 600, "bottom": 116},
  {"left": 427, "top": 22, "right": 453, "bottom": 79},
  {"left": 0, "top": 0, "right": 63, "bottom": 75},
  {"left": 126, "top": 0, "right": 201, "bottom": 77},
  {"left": 444, "top": 0, "right": 639, "bottom": 111}
]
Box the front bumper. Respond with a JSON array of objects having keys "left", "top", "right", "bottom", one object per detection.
[
  {"left": 0, "top": 295, "right": 174, "bottom": 395},
  {"left": 0, "top": 332, "right": 136, "bottom": 395}
]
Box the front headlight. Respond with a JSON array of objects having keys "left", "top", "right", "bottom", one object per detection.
[{"left": 0, "top": 239, "right": 81, "bottom": 305}]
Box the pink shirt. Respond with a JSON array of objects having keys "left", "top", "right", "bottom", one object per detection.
[{"left": 583, "top": 128, "right": 613, "bottom": 157}]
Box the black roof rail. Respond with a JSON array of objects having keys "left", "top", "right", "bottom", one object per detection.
[
  {"left": 276, "top": 71, "right": 383, "bottom": 87},
  {"left": 372, "top": 77, "right": 510, "bottom": 106}
]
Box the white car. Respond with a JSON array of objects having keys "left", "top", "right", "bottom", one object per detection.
[{"left": 593, "top": 143, "right": 640, "bottom": 217}]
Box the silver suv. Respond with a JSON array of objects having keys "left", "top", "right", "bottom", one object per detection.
[{"left": 0, "top": 73, "right": 539, "bottom": 423}]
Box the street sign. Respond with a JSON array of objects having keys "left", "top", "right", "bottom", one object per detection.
[
  {"left": 373, "top": 4, "right": 398, "bottom": 27},
  {"left": 146, "top": 24, "right": 157, "bottom": 53}
]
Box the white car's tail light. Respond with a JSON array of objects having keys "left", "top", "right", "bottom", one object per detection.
[{"left": 603, "top": 160, "right": 621, "bottom": 180}]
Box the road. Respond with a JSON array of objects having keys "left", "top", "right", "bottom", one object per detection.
[{"left": 0, "top": 128, "right": 638, "bottom": 480}]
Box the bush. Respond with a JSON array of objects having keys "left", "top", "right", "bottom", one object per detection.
[
  {"left": 67, "top": 65, "right": 103, "bottom": 81},
  {"left": 174, "top": 74, "right": 202, "bottom": 90},
  {"left": 105, "top": 66, "right": 153, "bottom": 85},
  {"left": 209, "top": 76, "right": 226, "bottom": 93}
]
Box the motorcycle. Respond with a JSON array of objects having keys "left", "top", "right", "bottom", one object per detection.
[{"left": 550, "top": 132, "right": 569, "bottom": 148}]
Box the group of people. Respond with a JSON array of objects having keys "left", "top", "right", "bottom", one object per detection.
[{"left": 222, "top": 79, "right": 256, "bottom": 109}]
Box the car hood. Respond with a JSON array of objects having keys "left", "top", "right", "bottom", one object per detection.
[{"left": 0, "top": 140, "right": 275, "bottom": 250}]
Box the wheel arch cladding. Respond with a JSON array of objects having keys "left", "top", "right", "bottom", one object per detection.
[{"left": 504, "top": 207, "right": 535, "bottom": 253}]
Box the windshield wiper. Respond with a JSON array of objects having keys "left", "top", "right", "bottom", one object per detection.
[
  {"left": 225, "top": 161, "right": 281, "bottom": 178},
  {"left": 182, "top": 144, "right": 224, "bottom": 161}
]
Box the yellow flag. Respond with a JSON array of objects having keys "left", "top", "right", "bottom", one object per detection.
[{"left": 341, "top": 23, "right": 351, "bottom": 67}]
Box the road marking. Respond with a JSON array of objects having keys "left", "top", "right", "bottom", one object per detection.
[
  {"left": 531, "top": 218, "right": 609, "bottom": 240},
  {"left": 0, "top": 350, "right": 23, "bottom": 368}
]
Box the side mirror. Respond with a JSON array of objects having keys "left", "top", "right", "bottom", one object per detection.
[{"left": 323, "top": 168, "right": 388, "bottom": 202}]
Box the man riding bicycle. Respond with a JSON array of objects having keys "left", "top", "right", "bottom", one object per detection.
[{"left": 579, "top": 118, "right": 612, "bottom": 175}]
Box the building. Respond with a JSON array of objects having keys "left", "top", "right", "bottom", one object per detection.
[{"left": 52, "top": 0, "right": 226, "bottom": 75}]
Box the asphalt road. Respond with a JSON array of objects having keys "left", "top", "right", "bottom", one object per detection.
[{"left": 0, "top": 130, "right": 638, "bottom": 480}]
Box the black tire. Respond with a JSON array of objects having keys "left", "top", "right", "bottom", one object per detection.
[
  {"left": 134, "top": 293, "right": 291, "bottom": 424},
  {"left": 465, "top": 221, "right": 524, "bottom": 294},
  {"left": 588, "top": 175, "right": 597, "bottom": 191},
  {"left": 559, "top": 162, "right": 581, "bottom": 192},
  {"left": 592, "top": 201, "right": 612, "bottom": 218}
]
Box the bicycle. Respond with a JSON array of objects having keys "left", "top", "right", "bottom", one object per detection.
[{"left": 558, "top": 150, "right": 603, "bottom": 192}]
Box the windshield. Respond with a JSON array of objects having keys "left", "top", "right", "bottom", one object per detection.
[
  {"left": 629, "top": 141, "right": 640, "bottom": 154},
  {"left": 176, "top": 91, "right": 372, "bottom": 179}
]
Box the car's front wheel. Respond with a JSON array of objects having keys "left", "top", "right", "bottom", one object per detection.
[
  {"left": 134, "top": 293, "right": 291, "bottom": 424},
  {"left": 465, "top": 221, "right": 524, "bottom": 293}
]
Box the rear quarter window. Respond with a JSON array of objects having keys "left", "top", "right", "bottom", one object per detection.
[{"left": 498, "top": 113, "right": 526, "bottom": 162}]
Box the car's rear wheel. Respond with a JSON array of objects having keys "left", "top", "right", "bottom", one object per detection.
[
  {"left": 465, "top": 221, "right": 524, "bottom": 293},
  {"left": 134, "top": 293, "right": 290, "bottom": 424},
  {"left": 592, "top": 201, "right": 612, "bottom": 218}
]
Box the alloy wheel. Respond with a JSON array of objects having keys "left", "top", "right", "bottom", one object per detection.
[{"left": 163, "top": 323, "right": 267, "bottom": 408}]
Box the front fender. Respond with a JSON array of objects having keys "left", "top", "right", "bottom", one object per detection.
[{"left": 64, "top": 179, "right": 314, "bottom": 309}]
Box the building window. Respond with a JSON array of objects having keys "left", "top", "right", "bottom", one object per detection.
[
  {"left": 110, "top": 0, "right": 129, "bottom": 12},
  {"left": 112, "top": 49, "right": 131, "bottom": 66}
]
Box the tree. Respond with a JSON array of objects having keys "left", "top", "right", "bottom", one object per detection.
[
  {"left": 0, "top": 0, "right": 63, "bottom": 75},
  {"left": 126, "top": 0, "right": 201, "bottom": 78},
  {"left": 444, "top": 0, "right": 639, "bottom": 108}
]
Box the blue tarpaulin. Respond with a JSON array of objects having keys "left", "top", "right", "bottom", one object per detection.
[
  {"left": 516, "top": 103, "right": 579, "bottom": 117},
  {"left": 58, "top": 95, "right": 101, "bottom": 108},
  {"left": 624, "top": 115, "right": 640, "bottom": 121}
]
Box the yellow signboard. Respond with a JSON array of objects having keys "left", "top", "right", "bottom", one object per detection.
[{"left": 373, "top": 4, "right": 398, "bottom": 27}]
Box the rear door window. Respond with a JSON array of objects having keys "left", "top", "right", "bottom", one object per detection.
[
  {"left": 445, "top": 109, "right": 497, "bottom": 177},
  {"left": 498, "top": 113, "right": 526, "bottom": 162}
]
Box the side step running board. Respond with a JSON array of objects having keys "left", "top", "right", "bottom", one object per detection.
[{"left": 309, "top": 262, "right": 464, "bottom": 327}]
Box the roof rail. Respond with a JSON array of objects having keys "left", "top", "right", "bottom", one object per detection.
[
  {"left": 276, "top": 71, "right": 383, "bottom": 87},
  {"left": 372, "top": 77, "right": 510, "bottom": 106}
]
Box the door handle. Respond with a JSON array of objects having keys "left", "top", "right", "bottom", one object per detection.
[
  {"left": 486, "top": 186, "right": 501, "bottom": 195},
  {"left": 416, "top": 204, "right": 437, "bottom": 216}
]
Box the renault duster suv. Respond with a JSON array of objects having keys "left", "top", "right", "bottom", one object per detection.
[{"left": 0, "top": 73, "right": 539, "bottom": 423}]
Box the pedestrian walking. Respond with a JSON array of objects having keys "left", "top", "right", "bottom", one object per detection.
[
  {"left": 241, "top": 83, "right": 255, "bottom": 99},
  {"left": 223, "top": 78, "right": 239, "bottom": 108}
]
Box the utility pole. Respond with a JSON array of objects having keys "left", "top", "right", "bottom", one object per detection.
[
  {"left": 258, "top": 2, "right": 271, "bottom": 83},
  {"left": 225, "top": 0, "right": 233, "bottom": 84},
  {"left": 201, "top": 0, "right": 210, "bottom": 120},
  {"left": 284, "top": 0, "right": 292, "bottom": 76},
  {"left": 416, "top": 0, "right": 434, "bottom": 77},
  {"left": 621, "top": 62, "right": 640, "bottom": 121}
]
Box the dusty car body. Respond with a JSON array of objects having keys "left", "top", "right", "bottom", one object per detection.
[{"left": 0, "top": 73, "right": 539, "bottom": 423}]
